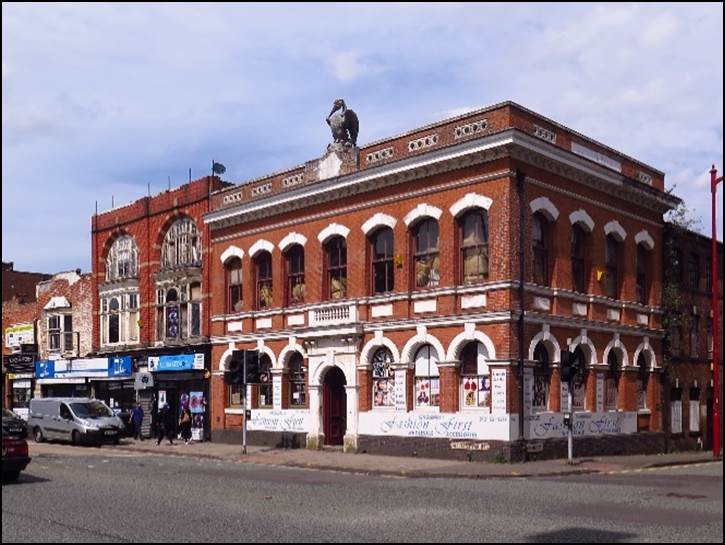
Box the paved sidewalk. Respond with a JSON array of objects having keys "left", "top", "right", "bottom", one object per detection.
[{"left": 108, "top": 439, "right": 722, "bottom": 479}]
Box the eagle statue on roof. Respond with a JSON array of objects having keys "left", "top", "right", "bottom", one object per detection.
[{"left": 326, "top": 99, "right": 359, "bottom": 148}]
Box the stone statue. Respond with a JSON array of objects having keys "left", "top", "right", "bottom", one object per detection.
[{"left": 326, "top": 99, "right": 359, "bottom": 148}]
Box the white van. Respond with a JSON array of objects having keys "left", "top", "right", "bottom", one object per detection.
[{"left": 28, "top": 398, "right": 124, "bottom": 445}]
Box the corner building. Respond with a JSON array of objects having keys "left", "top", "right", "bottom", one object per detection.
[{"left": 206, "top": 101, "right": 680, "bottom": 460}]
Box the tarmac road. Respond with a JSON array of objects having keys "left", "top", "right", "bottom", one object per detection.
[{"left": 2, "top": 445, "right": 722, "bottom": 542}]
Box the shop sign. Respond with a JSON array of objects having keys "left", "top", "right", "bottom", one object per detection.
[
  {"left": 134, "top": 372, "right": 154, "bottom": 390},
  {"left": 109, "top": 356, "right": 133, "bottom": 377},
  {"left": 5, "top": 323, "right": 34, "bottom": 348},
  {"left": 148, "top": 353, "right": 205, "bottom": 373},
  {"left": 35, "top": 357, "right": 133, "bottom": 379}
]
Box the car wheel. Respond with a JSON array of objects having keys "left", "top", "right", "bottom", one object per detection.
[
  {"left": 33, "top": 427, "right": 45, "bottom": 443},
  {"left": 3, "top": 471, "right": 21, "bottom": 483},
  {"left": 72, "top": 430, "right": 81, "bottom": 446}
]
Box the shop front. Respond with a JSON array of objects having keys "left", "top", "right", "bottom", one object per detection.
[
  {"left": 35, "top": 357, "right": 132, "bottom": 403},
  {"left": 149, "top": 352, "right": 210, "bottom": 441},
  {"left": 4, "top": 353, "right": 36, "bottom": 419}
]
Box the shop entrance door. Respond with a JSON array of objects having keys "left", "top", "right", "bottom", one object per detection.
[{"left": 323, "top": 367, "right": 347, "bottom": 446}]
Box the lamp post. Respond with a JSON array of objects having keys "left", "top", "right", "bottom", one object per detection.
[{"left": 709, "top": 165, "right": 722, "bottom": 458}]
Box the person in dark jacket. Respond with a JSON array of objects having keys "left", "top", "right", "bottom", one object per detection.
[
  {"left": 130, "top": 403, "right": 144, "bottom": 441},
  {"left": 156, "top": 404, "right": 174, "bottom": 445},
  {"left": 179, "top": 406, "right": 192, "bottom": 445}
]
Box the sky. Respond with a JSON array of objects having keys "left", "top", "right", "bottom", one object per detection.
[{"left": 2, "top": 2, "right": 723, "bottom": 273}]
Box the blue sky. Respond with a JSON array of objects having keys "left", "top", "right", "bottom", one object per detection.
[{"left": 2, "top": 2, "right": 723, "bottom": 273}]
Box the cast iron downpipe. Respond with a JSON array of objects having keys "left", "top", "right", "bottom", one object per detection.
[{"left": 516, "top": 168, "right": 527, "bottom": 461}]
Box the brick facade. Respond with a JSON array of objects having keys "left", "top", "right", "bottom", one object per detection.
[{"left": 203, "top": 101, "right": 680, "bottom": 459}]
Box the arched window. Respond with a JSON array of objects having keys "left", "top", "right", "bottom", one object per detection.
[
  {"left": 571, "top": 346, "right": 587, "bottom": 411},
  {"left": 257, "top": 354, "right": 273, "bottom": 408},
  {"left": 226, "top": 257, "right": 243, "bottom": 313},
  {"left": 637, "top": 351, "right": 649, "bottom": 410},
  {"left": 286, "top": 245, "right": 305, "bottom": 305},
  {"left": 606, "top": 349, "right": 621, "bottom": 411},
  {"left": 325, "top": 236, "right": 347, "bottom": 300},
  {"left": 605, "top": 234, "right": 619, "bottom": 299},
  {"left": 414, "top": 345, "right": 440, "bottom": 408},
  {"left": 288, "top": 353, "right": 307, "bottom": 407},
  {"left": 532, "top": 213, "right": 549, "bottom": 286},
  {"left": 106, "top": 236, "right": 139, "bottom": 281},
  {"left": 571, "top": 224, "right": 588, "bottom": 293},
  {"left": 413, "top": 219, "right": 440, "bottom": 289},
  {"left": 372, "top": 347, "right": 395, "bottom": 408},
  {"left": 459, "top": 209, "right": 489, "bottom": 284},
  {"left": 161, "top": 218, "right": 201, "bottom": 270},
  {"left": 636, "top": 244, "right": 650, "bottom": 305},
  {"left": 371, "top": 228, "right": 394, "bottom": 295},
  {"left": 460, "top": 342, "right": 490, "bottom": 409},
  {"left": 532, "top": 342, "right": 550, "bottom": 413},
  {"left": 255, "top": 251, "right": 273, "bottom": 310}
]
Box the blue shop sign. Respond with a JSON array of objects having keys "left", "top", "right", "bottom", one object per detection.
[
  {"left": 108, "top": 356, "right": 133, "bottom": 377},
  {"left": 35, "top": 360, "right": 55, "bottom": 378},
  {"left": 148, "top": 353, "right": 205, "bottom": 373}
]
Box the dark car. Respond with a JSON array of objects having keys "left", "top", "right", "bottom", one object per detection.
[
  {"left": 2, "top": 433, "right": 31, "bottom": 483},
  {"left": 2, "top": 409, "right": 27, "bottom": 439}
]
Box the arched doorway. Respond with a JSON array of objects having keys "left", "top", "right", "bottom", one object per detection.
[{"left": 323, "top": 367, "right": 347, "bottom": 446}]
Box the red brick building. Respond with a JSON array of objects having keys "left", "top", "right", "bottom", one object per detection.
[
  {"left": 90, "top": 176, "right": 228, "bottom": 437},
  {"left": 204, "top": 101, "right": 681, "bottom": 460},
  {"left": 664, "top": 225, "right": 723, "bottom": 451}
]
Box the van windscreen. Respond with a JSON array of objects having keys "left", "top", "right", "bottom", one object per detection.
[{"left": 70, "top": 401, "right": 113, "bottom": 418}]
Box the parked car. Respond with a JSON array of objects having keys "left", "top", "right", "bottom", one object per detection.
[
  {"left": 28, "top": 398, "right": 124, "bottom": 446},
  {"left": 2, "top": 432, "right": 31, "bottom": 483},
  {"left": 3, "top": 409, "right": 28, "bottom": 439}
]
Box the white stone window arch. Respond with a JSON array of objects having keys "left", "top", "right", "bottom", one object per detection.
[
  {"left": 278, "top": 232, "right": 308, "bottom": 252},
  {"left": 604, "top": 220, "right": 627, "bottom": 242},
  {"left": 569, "top": 209, "right": 595, "bottom": 232},
  {"left": 403, "top": 203, "right": 443, "bottom": 227},
  {"left": 317, "top": 223, "right": 350, "bottom": 244},
  {"left": 529, "top": 196, "right": 560, "bottom": 222},
  {"left": 361, "top": 213, "right": 397, "bottom": 235},
  {"left": 527, "top": 327, "right": 562, "bottom": 363},
  {"left": 361, "top": 332, "right": 402, "bottom": 364},
  {"left": 634, "top": 230, "right": 655, "bottom": 250},
  {"left": 220, "top": 245, "right": 244, "bottom": 264},
  {"left": 106, "top": 235, "right": 139, "bottom": 281},
  {"left": 449, "top": 193, "right": 493, "bottom": 218},
  {"left": 249, "top": 239, "right": 275, "bottom": 258},
  {"left": 446, "top": 324, "right": 497, "bottom": 362},
  {"left": 161, "top": 218, "right": 202, "bottom": 270}
]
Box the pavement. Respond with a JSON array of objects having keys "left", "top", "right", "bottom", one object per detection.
[{"left": 80, "top": 438, "right": 723, "bottom": 479}]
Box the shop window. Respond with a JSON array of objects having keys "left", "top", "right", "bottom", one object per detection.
[
  {"left": 257, "top": 355, "right": 273, "bottom": 408},
  {"left": 372, "top": 347, "right": 395, "bottom": 408},
  {"left": 637, "top": 352, "right": 649, "bottom": 410},
  {"left": 532, "top": 342, "right": 550, "bottom": 413},
  {"left": 414, "top": 345, "right": 440, "bottom": 408},
  {"left": 571, "top": 346, "right": 587, "bottom": 411},
  {"left": 459, "top": 342, "right": 490, "bottom": 409},
  {"left": 288, "top": 353, "right": 307, "bottom": 407},
  {"left": 228, "top": 383, "right": 244, "bottom": 408},
  {"left": 606, "top": 349, "right": 621, "bottom": 411}
]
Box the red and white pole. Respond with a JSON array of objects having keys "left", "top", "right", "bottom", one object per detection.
[{"left": 709, "top": 165, "right": 722, "bottom": 458}]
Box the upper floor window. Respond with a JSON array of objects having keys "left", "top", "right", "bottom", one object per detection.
[
  {"left": 636, "top": 244, "right": 650, "bottom": 305},
  {"left": 605, "top": 234, "right": 620, "bottom": 299},
  {"left": 101, "top": 292, "right": 139, "bottom": 346},
  {"left": 325, "top": 236, "right": 347, "bottom": 300},
  {"left": 156, "top": 282, "right": 201, "bottom": 341},
  {"left": 48, "top": 314, "right": 73, "bottom": 353},
  {"left": 532, "top": 213, "right": 550, "bottom": 286},
  {"left": 413, "top": 219, "right": 440, "bottom": 289},
  {"left": 690, "top": 315, "right": 700, "bottom": 358},
  {"left": 161, "top": 218, "right": 201, "bottom": 270},
  {"left": 255, "top": 251, "right": 273, "bottom": 310},
  {"left": 459, "top": 209, "right": 489, "bottom": 285},
  {"left": 571, "top": 224, "right": 588, "bottom": 293},
  {"left": 460, "top": 342, "right": 490, "bottom": 409},
  {"left": 106, "top": 235, "right": 138, "bottom": 282},
  {"left": 705, "top": 255, "right": 712, "bottom": 292},
  {"left": 225, "top": 257, "right": 243, "bottom": 313},
  {"left": 286, "top": 245, "right": 305, "bottom": 305},
  {"left": 687, "top": 253, "right": 700, "bottom": 291},
  {"left": 371, "top": 228, "right": 394, "bottom": 295},
  {"left": 372, "top": 347, "right": 395, "bottom": 408}
]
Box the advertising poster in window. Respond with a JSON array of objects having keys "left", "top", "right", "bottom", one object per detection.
[
  {"left": 491, "top": 369, "right": 507, "bottom": 414},
  {"left": 671, "top": 400, "right": 682, "bottom": 434},
  {"left": 689, "top": 400, "right": 700, "bottom": 432}
]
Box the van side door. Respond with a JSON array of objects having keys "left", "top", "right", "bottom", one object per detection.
[{"left": 59, "top": 403, "right": 74, "bottom": 441}]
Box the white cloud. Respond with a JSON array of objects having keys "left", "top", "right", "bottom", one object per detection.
[{"left": 330, "top": 50, "right": 387, "bottom": 83}]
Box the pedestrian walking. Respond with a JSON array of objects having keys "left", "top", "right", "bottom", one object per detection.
[
  {"left": 130, "top": 403, "right": 144, "bottom": 441},
  {"left": 156, "top": 403, "right": 175, "bottom": 445},
  {"left": 179, "top": 406, "right": 192, "bottom": 445}
]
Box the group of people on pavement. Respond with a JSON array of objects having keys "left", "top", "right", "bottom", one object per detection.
[{"left": 128, "top": 402, "right": 193, "bottom": 445}]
